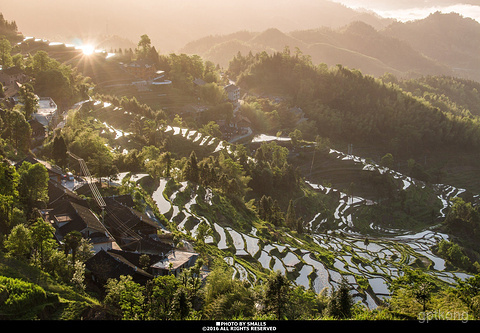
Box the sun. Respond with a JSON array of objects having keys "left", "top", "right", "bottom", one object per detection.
[{"left": 81, "top": 45, "right": 95, "bottom": 56}]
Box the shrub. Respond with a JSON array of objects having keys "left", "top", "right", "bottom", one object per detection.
[{"left": 0, "top": 276, "right": 47, "bottom": 315}]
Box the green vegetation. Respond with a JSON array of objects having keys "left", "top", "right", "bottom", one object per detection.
[
  {"left": 3, "top": 10, "right": 480, "bottom": 323},
  {"left": 230, "top": 50, "right": 480, "bottom": 160}
]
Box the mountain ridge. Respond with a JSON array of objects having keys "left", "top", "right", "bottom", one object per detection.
[{"left": 180, "top": 12, "right": 476, "bottom": 81}]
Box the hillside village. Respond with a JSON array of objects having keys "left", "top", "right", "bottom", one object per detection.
[
  {"left": 0, "top": 41, "right": 213, "bottom": 288},
  {"left": 3, "top": 9, "right": 480, "bottom": 323},
  {"left": 0, "top": 34, "right": 304, "bottom": 298}
]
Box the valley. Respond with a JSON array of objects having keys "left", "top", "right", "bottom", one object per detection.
[{"left": 88, "top": 100, "right": 476, "bottom": 309}]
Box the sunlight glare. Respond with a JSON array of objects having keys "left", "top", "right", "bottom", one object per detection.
[{"left": 81, "top": 45, "right": 95, "bottom": 55}]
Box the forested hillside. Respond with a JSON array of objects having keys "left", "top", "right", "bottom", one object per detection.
[
  {"left": 383, "top": 12, "right": 480, "bottom": 81},
  {"left": 181, "top": 12, "right": 479, "bottom": 82},
  {"left": 230, "top": 51, "right": 480, "bottom": 160}
]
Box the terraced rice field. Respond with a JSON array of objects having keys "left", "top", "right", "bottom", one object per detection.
[
  {"left": 91, "top": 101, "right": 475, "bottom": 308},
  {"left": 150, "top": 174, "right": 472, "bottom": 309}
]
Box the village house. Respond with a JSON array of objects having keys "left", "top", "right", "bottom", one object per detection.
[
  {"left": 44, "top": 198, "right": 115, "bottom": 253},
  {"left": 33, "top": 97, "right": 59, "bottom": 129},
  {"left": 193, "top": 77, "right": 206, "bottom": 86},
  {"left": 218, "top": 112, "right": 252, "bottom": 141},
  {"left": 289, "top": 106, "right": 308, "bottom": 125},
  {"left": 0, "top": 66, "right": 28, "bottom": 87},
  {"left": 150, "top": 249, "right": 199, "bottom": 277},
  {"left": 85, "top": 249, "right": 155, "bottom": 286},
  {"left": 85, "top": 247, "right": 199, "bottom": 287},
  {"left": 123, "top": 60, "right": 158, "bottom": 81},
  {"left": 15, "top": 156, "right": 64, "bottom": 182},
  {"left": 28, "top": 117, "right": 47, "bottom": 147},
  {"left": 2, "top": 81, "right": 22, "bottom": 103},
  {"left": 20, "top": 158, "right": 201, "bottom": 287},
  {"left": 101, "top": 195, "right": 168, "bottom": 252},
  {"left": 180, "top": 103, "right": 208, "bottom": 122},
  {"left": 224, "top": 83, "right": 240, "bottom": 103}
]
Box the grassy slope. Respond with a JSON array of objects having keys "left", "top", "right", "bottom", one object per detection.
[{"left": 0, "top": 252, "right": 101, "bottom": 320}]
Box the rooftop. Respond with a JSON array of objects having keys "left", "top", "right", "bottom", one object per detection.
[{"left": 151, "top": 250, "right": 198, "bottom": 270}]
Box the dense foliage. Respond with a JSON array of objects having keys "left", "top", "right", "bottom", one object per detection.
[{"left": 230, "top": 51, "right": 480, "bottom": 159}]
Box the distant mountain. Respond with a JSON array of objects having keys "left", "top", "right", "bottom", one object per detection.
[
  {"left": 382, "top": 12, "right": 480, "bottom": 81},
  {"left": 180, "top": 20, "right": 452, "bottom": 79},
  {"left": 0, "top": 0, "right": 394, "bottom": 54}
]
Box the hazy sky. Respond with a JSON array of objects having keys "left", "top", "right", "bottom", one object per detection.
[
  {"left": 1, "top": 0, "right": 479, "bottom": 52},
  {"left": 331, "top": 0, "right": 480, "bottom": 22}
]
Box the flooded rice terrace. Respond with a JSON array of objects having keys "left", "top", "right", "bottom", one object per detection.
[
  {"left": 151, "top": 176, "right": 471, "bottom": 308},
  {"left": 94, "top": 102, "right": 474, "bottom": 308}
]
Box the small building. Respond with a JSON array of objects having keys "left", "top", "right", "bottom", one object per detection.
[
  {"left": 102, "top": 196, "right": 164, "bottom": 250},
  {"left": 193, "top": 78, "right": 206, "bottom": 86},
  {"left": 28, "top": 118, "right": 46, "bottom": 147},
  {"left": 151, "top": 249, "right": 199, "bottom": 277},
  {"left": 233, "top": 114, "right": 251, "bottom": 134},
  {"left": 0, "top": 66, "right": 28, "bottom": 87},
  {"left": 85, "top": 248, "right": 199, "bottom": 286},
  {"left": 45, "top": 198, "right": 114, "bottom": 253},
  {"left": 34, "top": 97, "right": 58, "bottom": 129},
  {"left": 15, "top": 156, "right": 64, "bottom": 182},
  {"left": 123, "top": 60, "right": 158, "bottom": 81},
  {"left": 85, "top": 249, "right": 154, "bottom": 286},
  {"left": 181, "top": 104, "right": 208, "bottom": 121},
  {"left": 224, "top": 83, "right": 240, "bottom": 103}
]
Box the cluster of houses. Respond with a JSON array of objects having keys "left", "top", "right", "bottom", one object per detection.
[
  {"left": 16, "top": 155, "right": 201, "bottom": 288},
  {"left": 0, "top": 65, "right": 61, "bottom": 147}
]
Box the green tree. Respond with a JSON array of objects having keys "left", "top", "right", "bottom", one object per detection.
[
  {"left": 183, "top": 151, "right": 199, "bottom": 184},
  {"left": 4, "top": 224, "right": 32, "bottom": 260},
  {"left": 203, "top": 265, "right": 255, "bottom": 319},
  {"left": 17, "top": 161, "right": 49, "bottom": 212},
  {"left": 380, "top": 153, "right": 394, "bottom": 170},
  {"left": 34, "top": 68, "right": 72, "bottom": 107},
  {"left": 285, "top": 199, "right": 297, "bottom": 229},
  {"left": 30, "top": 50, "right": 55, "bottom": 73},
  {"left": 326, "top": 278, "right": 354, "bottom": 319},
  {"left": 455, "top": 274, "right": 480, "bottom": 317},
  {"left": 0, "top": 161, "right": 19, "bottom": 233},
  {"left": 104, "top": 275, "right": 146, "bottom": 320},
  {"left": 52, "top": 135, "right": 68, "bottom": 168},
  {"left": 388, "top": 267, "right": 437, "bottom": 315},
  {"left": 2, "top": 109, "right": 31, "bottom": 152},
  {"left": 18, "top": 83, "right": 38, "bottom": 120},
  {"left": 63, "top": 230, "right": 83, "bottom": 271},
  {"left": 288, "top": 128, "right": 302, "bottom": 146},
  {"left": 30, "top": 218, "right": 56, "bottom": 270},
  {"left": 146, "top": 275, "right": 180, "bottom": 320},
  {"left": 0, "top": 37, "right": 12, "bottom": 68},
  {"left": 263, "top": 270, "right": 291, "bottom": 319},
  {"left": 171, "top": 287, "right": 191, "bottom": 320},
  {"left": 137, "top": 34, "right": 152, "bottom": 60},
  {"left": 287, "top": 285, "right": 322, "bottom": 319}
]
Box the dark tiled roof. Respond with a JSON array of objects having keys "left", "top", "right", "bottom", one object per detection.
[
  {"left": 48, "top": 179, "right": 84, "bottom": 206},
  {"left": 85, "top": 249, "right": 153, "bottom": 284},
  {"left": 103, "top": 196, "right": 160, "bottom": 236},
  {"left": 120, "top": 236, "right": 173, "bottom": 255},
  {"left": 48, "top": 198, "right": 109, "bottom": 239}
]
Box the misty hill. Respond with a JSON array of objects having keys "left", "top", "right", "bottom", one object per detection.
[
  {"left": 0, "top": 0, "right": 393, "bottom": 54},
  {"left": 382, "top": 12, "right": 480, "bottom": 81},
  {"left": 181, "top": 13, "right": 480, "bottom": 80}
]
